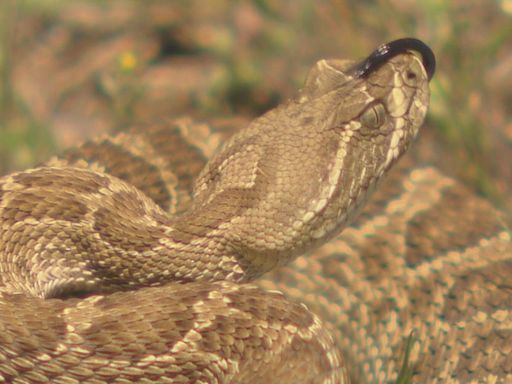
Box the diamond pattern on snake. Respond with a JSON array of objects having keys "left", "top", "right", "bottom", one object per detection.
[{"left": 1, "top": 38, "right": 511, "bottom": 383}]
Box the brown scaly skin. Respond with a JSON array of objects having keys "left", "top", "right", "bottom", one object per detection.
[
  {"left": 1, "top": 50, "right": 429, "bottom": 299},
  {"left": 2, "top": 40, "right": 507, "bottom": 383},
  {"left": 261, "top": 157, "right": 512, "bottom": 383}
]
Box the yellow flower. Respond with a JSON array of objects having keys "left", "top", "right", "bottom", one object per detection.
[{"left": 119, "top": 51, "right": 137, "bottom": 72}]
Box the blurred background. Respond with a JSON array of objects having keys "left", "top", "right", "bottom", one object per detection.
[{"left": 0, "top": 0, "right": 511, "bottom": 220}]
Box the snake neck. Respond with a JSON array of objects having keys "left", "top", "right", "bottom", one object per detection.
[{"left": 158, "top": 51, "right": 431, "bottom": 283}]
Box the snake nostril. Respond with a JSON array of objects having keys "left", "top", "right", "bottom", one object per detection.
[
  {"left": 406, "top": 71, "right": 417, "bottom": 80},
  {"left": 405, "top": 70, "right": 419, "bottom": 84}
]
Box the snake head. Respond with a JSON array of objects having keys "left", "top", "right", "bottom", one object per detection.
[
  {"left": 279, "top": 39, "right": 435, "bottom": 248},
  {"left": 192, "top": 39, "right": 435, "bottom": 279}
]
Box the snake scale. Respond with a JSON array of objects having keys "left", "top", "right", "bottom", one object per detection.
[{"left": 0, "top": 38, "right": 511, "bottom": 383}]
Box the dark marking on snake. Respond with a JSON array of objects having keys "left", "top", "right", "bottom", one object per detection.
[{"left": 350, "top": 38, "right": 436, "bottom": 81}]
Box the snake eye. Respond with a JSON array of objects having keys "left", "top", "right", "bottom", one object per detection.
[{"left": 360, "top": 103, "right": 386, "bottom": 129}]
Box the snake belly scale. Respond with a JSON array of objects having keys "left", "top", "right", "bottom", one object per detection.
[{"left": 1, "top": 39, "right": 503, "bottom": 383}]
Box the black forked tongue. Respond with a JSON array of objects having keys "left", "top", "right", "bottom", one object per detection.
[{"left": 350, "top": 38, "right": 436, "bottom": 81}]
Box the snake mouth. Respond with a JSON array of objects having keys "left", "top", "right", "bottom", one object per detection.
[{"left": 350, "top": 38, "right": 436, "bottom": 81}]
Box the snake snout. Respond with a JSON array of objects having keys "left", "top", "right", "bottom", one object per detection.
[
  {"left": 351, "top": 38, "right": 436, "bottom": 81},
  {"left": 395, "top": 38, "right": 436, "bottom": 81}
]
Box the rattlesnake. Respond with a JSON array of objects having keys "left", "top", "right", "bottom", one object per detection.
[{"left": 0, "top": 38, "right": 510, "bottom": 383}]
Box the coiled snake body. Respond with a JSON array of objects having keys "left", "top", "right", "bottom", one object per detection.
[{"left": 0, "top": 39, "right": 511, "bottom": 383}]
